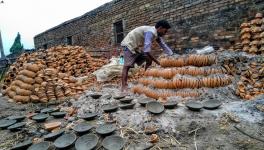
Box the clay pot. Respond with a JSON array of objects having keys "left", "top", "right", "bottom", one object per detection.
[
  {"left": 240, "top": 28, "right": 251, "bottom": 34},
  {"left": 25, "top": 63, "right": 39, "bottom": 72},
  {"left": 13, "top": 95, "right": 30, "bottom": 103},
  {"left": 240, "top": 22, "right": 250, "bottom": 28},
  {"left": 19, "top": 70, "right": 36, "bottom": 78},
  {"left": 255, "top": 12, "right": 263, "bottom": 19}
]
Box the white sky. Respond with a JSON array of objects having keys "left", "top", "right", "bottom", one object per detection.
[{"left": 0, "top": 0, "right": 112, "bottom": 55}]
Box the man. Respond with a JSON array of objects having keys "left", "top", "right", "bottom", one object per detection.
[{"left": 121, "top": 20, "right": 174, "bottom": 92}]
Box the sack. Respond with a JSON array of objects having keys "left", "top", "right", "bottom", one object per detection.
[{"left": 92, "top": 57, "right": 123, "bottom": 82}]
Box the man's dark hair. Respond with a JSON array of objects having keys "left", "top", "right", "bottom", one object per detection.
[{"left": 155, "top": 20, "right": 171, "bottom": 29}]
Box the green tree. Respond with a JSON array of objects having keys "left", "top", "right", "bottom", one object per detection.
[{"left": 10, "top": 32, "right": 23, "bottom": 54}]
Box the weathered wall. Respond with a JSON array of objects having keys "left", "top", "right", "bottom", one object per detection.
[{"left": 34, "top": 0, "right": 264, "bottom": 57}]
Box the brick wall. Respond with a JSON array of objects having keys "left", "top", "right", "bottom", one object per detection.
[{"left": 34, "top": 0, "right": 264, "bottom": 57}]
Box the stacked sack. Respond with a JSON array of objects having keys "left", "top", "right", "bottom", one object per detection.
[{"left": 240, "top": 13, "right": 264, "bottom": 54}]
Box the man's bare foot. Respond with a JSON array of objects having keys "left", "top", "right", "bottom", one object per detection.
[{"left": 121, "top": 85, "right": 128, "bottom": 93}]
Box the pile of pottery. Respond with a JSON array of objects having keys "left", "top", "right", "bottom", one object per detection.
[
  {"left": 236, "top": 61, "right": 264, "bottom": 100},
  {"left": 132, "top": 54, "right": 233, "bottom": 100},
  {"left": 1, "top": 45, "right": 107, "bottom": 103},
  {"left": 239, "top": 12, "right": 264, "bottom": 54},
  {"left": 2, "top": 102, "right": 125, "bottom": 150}
]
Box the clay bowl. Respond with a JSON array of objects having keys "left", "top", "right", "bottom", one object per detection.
[
  {"left": 113, "top": 94, "right": 126, "bottom": 100},
  {"left": 44, "top": 130, "right": 65, "bottom": 141},
  {"left": 96, "top": 124, "right": 116, "bottom": 135},
  {"left": 203, "top": 100, "right": 222, "bottom": 110},
  {"left": 119, "top": 98, "right": 133, "bottom": 103},
  {"left": 185, "top": 101, "right": 203, "bottom": 111},
  {"left": 7, "top": 115, "right": 26, "bottom": 122},
  {"left": 90, "top": 93, "right": 102, "bottom": 99},
  {"left": 102, "top": 135, "right": 125, "bottom": 150},
  {"left": 50, "top": 112, "right": 67, "bottom": 118},
  {"left": 72, "top": 122, "right": 93, "bottom": 134},
  {"left": 0, "top": 119, "right": 17, "bottom": 129},
  {"left": 54, "top": 133, "right": 77, "bottom": 149},
  {"left": 138, "top": 98, "right": 153, "bottom": 106},
  {"left": 101, "top": 94, "right": 112, "bottom": 100},
  {"left": 102, "top": 104, "right": 119, "bottom": 113},
  {"left": 79, "top": 112, "right": 97, "bottom": 121},
  {"left": 8, "top": 122, "right": 26, "bottom": 131},
  {"left": 11, "top": 139, "right": 32, "bottom": 150},
  {"left": 163, "top": 101, "right": 178, "bottom": 109},
  {"left": 27, "top": 141, "right": 51, "bottom": 150},
  {"left": 146, "top": 101, "right": 165, "bottom": 114},
  {"left": 75, "top": 134, "right": 99, "bottom": 150},
  {"left": 119, "top": 103, "right": 135, "bottom": 110},
  {"left": 40, "top": 108, "right": 57, "bottom": 114},
  {"left": 32, "top": 113, "right": 49, "bottom": 122}
]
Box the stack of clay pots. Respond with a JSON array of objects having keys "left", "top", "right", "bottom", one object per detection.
[
  {"left": 138, "top": 74, "right": 232, "bottom": 89},
  {"left": 132, "top": 84, "right": 200, "bottom": 100},
  {"left": 43, "top": 46, "right": 107, "bottom": 77},
  {"left": 160, "top": 54, "right": 216, "bottom": 67},
  {"left": 132, "top": 54, "right": 233, "bottom": 100},
  {"left": 1, "top": 45, "right": 107, "bottom": 103},
  {"left": 3, "top": 63, "right": 42, "bottom": 103},
  {"left": 240, "top": 12, "right": 263, "bottom": 54},
  {"left": 236, "top": 62, "right": 264, "bottom": 100},
  {"left": 145, "top": 66, "right": 224, "bottom": 78}
]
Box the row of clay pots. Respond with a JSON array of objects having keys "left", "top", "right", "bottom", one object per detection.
[
  {"left": 160, "top": 54, "right": 216, "bottom": 67},
  {"left": 138, "top": 74, "right": 232, "bottom": 89},
  {"left": 144, "top": 66, "right": 224, "bottom": 78}
]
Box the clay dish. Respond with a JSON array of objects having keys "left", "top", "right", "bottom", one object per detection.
[
  {"left": 7, "top": 122, "right": 26, "bottom": 131},
  {"left": 72, "top": 122, "right": 93, "bottom": 134},
  {"left": 40, "top": 108, "right": 56, "bottom": 114},
  {"left": 102, "top": 104, "right": 119, "bottom": 113},
  {"left": 119, "top": 98, "right": 133, "bottom": 103},
  {"left": 75, "top": 134, "right": 99, "bottom": 150},
  {"left": 113, "top": 94, "right": 126, "bottom": 100},
  {"left": 146, "top": 101, "right": 165, "bottom": 114},
  {"left": 185, "top": 101, "right": 203, "bottom": 111},
  {"left": 51, "top": 112, "right": 67, "bottom": 118},
  {"left": 44, "top": 130, "right": 65, "bottom": 141},
  {"left": 7, "top": 115, "right": 26, "bottom": 122},
  {"left": 90, "top": 93, "right": 102, "bottom": 99},
  {"left": 102, "top": 135, "right": 125, "bottom": 150},
  {"left": 119, "top": 103, "right": 136, "bottom": 109},
  {"left": 27, "top": 141, "right": 51, "bottom": 150},
  {"left": 138, "top": 98, "right": 153, "bottom": 106},
  {"left": 32, "top": 113, "right": 49, "bottom": 122},
  {"left": 203, "top": 100, "right": 222, "bottom": 110},
  {"left": 0, "top": 119, "right": 17, "bottom": 129},
  {"left": 11, "top": 139, "right": 32, "bottom": 150},
  {"left": 163, "top": 101, "right": 178, "bottom": 109},
  {"left": 101, "top": 94, "right": 112, "bottom": 99},
  {"left": 79, "top": 112, "right": 97, "bottom": 121},
  {"left": 54, "top": 133, "right": 77, "bottom": 149},
  {"left": 96, "top": 124, "right": 116, "bottom": 135}
]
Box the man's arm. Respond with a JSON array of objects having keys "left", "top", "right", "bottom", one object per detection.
[
  {"left": 156, "top": 37, "right": 173, "bottom": 56},
  {"left": 143, "top": 32, "right": 160, "bottom": 65}
]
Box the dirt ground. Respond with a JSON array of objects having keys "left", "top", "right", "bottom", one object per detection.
[
  {"left": 0, "top": 50, "right": 264, "bottom": 150},
  {"left": 0, "top": 85, "right": 263, "bottom": 150}
]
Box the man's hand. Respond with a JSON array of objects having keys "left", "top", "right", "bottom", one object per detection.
[{"left": 156, "top": 60, "right": 160, "bottom": 66}]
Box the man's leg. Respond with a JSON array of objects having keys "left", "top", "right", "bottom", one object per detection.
[{"left": 121, "top": 65, "right": 131, "bottom": 92}]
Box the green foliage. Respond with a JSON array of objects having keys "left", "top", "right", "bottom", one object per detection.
[{"left": 9, "top": 32, "right": 23, "bottom": 54}]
